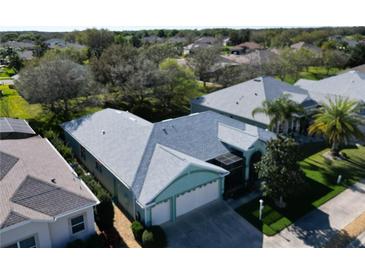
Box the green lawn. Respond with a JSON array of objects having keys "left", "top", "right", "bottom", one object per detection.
[
  {"left": 283, "top": 66, "right": 342, "bottom": 85},
  {"left": 0, "top": 84, "right": 43, "bottom": 119},
  {"left": 236, "top": 144, "right": 365, "bottom": 236}
]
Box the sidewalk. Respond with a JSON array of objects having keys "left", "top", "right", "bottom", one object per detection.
[{"left": 263, "top": 180, "right": 365, "bottom": 248}]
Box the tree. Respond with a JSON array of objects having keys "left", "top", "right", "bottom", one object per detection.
[
  {"left": 16, "top": 57, "right": 94, "bottom": 117},
  {"left": 90, "top": 44, "right": 138, "bottom": 85},
  {"left": 256, "top": 137, "right": 306, "bottom": 207},
  {"left": 76, "top": 28, "right": 114, "bottom": 58},
  {"left": 154, "top": 58, "right": 198, "bottom": 111},
  {"left": 322, "top": 49, "right": 349, "bottom": 74},
  {"left": 252, "top": 94, "right": 303, "bottom": 134},
  {"left": 308, "top": 97, "right": 365, "bottom": 156},
  {"left": 141, "top": 43, "right": 181, "bottom": 65},
  {"left": 347, "top": 44, "right": 365, "bottom": 67},
  {"left": 187, "top": 46, "right": 221, "bottom": 86},
  {"left": 228, "top": 29, "right": 250, "bottom": 45}
]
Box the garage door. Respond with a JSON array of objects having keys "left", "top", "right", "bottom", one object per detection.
[
  {"left": 151, "top": 199, "right": 171, "bottom": 225},
  {"left": 176, "top": 180, "right": 220, "bottom": 217}
]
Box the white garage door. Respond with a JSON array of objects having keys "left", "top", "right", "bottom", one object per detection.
[
  {"left": 151, "top": 199, "right": 171, "bottom": 225},
  {"left": 176, "top": 180, "right": 220, "bottom": 217}
]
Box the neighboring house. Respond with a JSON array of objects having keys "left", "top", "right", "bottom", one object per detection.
[
  {"left": 183, "top": 36, "right": 220, "bottom": 55},
  {"left": 167, "top": 36, "right": 187, "bottom": 44},
  {"left": 0, "top": 40, "right": 35, "bottom": 50},
  {"left": 290, "top": 41, "right": 322, "bottom": 55},
  {"left": 45, "top": 38, "right": 66, "bottom": 48},
  {"left": 191, "top": 76, "right": 317, "bottom": 131},
  {"left": 45, "top": 38, "right": 86, "bottom": 50},
  {"left": 142, "top": 35, "right": 165, "bottom": 44},
  {"left": 295, "top": 70, "right": 365, "bottom": 104},
  {"left": 295, "top": 70, "right": 365, "bottom": 134},
  {"left": 62, "top": 109, "right": 275, "bottom": 226},
  {"left": 0, "top": 118, "right": 99, "bottom": 248},
  {"left": 230, "top": 42, "right": 264, "bottom": 55},
  {"left": 18, "top": 50, "right": 34, "bottom": 60},
  {"left": 224, "top": 49, "right": 278, "bottom": 66}
]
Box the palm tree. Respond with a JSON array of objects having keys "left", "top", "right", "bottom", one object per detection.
[
  {"left": 252, "top": 94, "right": 304, "bottom": 134},
  {"left": 308, "top": 96, "right": 365, "bottom": 156}
]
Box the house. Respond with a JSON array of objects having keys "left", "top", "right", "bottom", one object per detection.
[
  {"left": 18, "top": 50, "right": 34, "bottom": 60},
  {"left": 295, "top": 70, "right": 365, "bottom": 134},
  {"left": 0, "top": 118, "right": 99, "bottom": 248},
  {"left": 230, "top": 42, "right": 264, "bottom": 55},
  {"left": 290, "top": 41, "right": 322, "bottom": 55},
  {"left": 224, "top": 49, "right": 278, "bottom": 66},
  {"left": 191, "top": 76, "right": 317, "bottom": 132},
  {"left": 61, "top": 109, "right": 275, "bottom": 226},
  {"left": 183, "top": 36, "right": 221, "bottom": 55},
  {"left": 142, "top": 35, "right": 165, "bottom": 44},
  {"left": 45, "top": 38, "right": 66, "bottom": 48},
  {"left": 343, "top": 64, "right": 365, "bottom": 74},
  {"left": 295, "top": 70, "right": 365, "bottom": 104}
]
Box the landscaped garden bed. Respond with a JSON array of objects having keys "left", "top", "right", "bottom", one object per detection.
[{"left": 236, "top": 145, "right": 365, "bottom": 236}]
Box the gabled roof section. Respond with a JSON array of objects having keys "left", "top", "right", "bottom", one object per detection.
[
  {"left": 61, "top": 108, "right": 153, "bottom": 187},
  {"left": 0, "top": 136, "right": 98, "bottom": 230},
  {"left": 0, "top": 211, "right": 29, "bottom": 229},
  {"left": 192, "top": 76, "right": 311, "bottom": 126},
  {"left": 138, "top": 144, "right": 228, "bottom": 205},
  {"left": 0, "top": 151, "right": 19, "bottom": 181},
  {"left": 11, "top": 176, "right": 96, "bottom": 217},
  {"left": 0, "top": 118, "right": 35, "bottom": 138},
  {"left": 295, "top": 71, "right": 365, "bottom": 103},
  {"left": 218, "top": 123, "right": 276, "bottom": 150}
]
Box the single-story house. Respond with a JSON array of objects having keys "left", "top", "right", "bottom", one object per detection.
[
  {"left": 230, "top": 42, "right": 264, "bottom": 55},
  {"left": 295, "top": 70, "right": 365, "bottom": 135},
  {"left": 191, "top": 76, "right": 317, "bottom": 132},
  {"left": 0, "top": 118, "right": 99, "bottom": 248},
  {"left": 295, "top": 70, "right": 365, "bottom": 105},
  {"left": 183, "top": 37, "right": 221, "bottom": 55},
  {"left": 224, "top": 49, "right": 279, "bottom": 66},
  {"left": 290, "top": 41, "right": 322, "bottom": 55},
  {"left": 61, "top": 110, "right": 275, "bottom": 226}
]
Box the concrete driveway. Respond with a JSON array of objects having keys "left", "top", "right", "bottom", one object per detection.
[{"left": 162, "top": 200, "right": 263, "bottom": 248}]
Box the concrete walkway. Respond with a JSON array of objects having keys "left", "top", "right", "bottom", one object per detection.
[{"left": 263, "top": 181, "right": 365, "bottom": 248}]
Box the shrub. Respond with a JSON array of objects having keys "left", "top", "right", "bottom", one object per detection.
[
  {"left": 95, "top": 192, "right": 114, "bottom": 231},
  {"left": 142, "top": 226, "right": 166, "bottom": 248},
  {"left": 142, "top": 230, "right": 154, "bottom": 248},
  {"left": 131, "top": 221, "right": 144, "bottom": 242}
]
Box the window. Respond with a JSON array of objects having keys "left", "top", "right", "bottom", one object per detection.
[
  {"left": 6, "top": 236, "right": 37, "bottom": 248},
  {"left": 71, "top": 215, "right": 85, "bottom": 234},
  {"left": 95, "top": 161, "right": 102, "bottom": 173},
  {"left": 80, "top": 146, "right": 86, "bottom": 160}
]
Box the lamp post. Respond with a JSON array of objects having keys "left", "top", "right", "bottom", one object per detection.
[
  {"left": 337, "top": 174, "right": 342, "bottom": 184},
  {"left": 259, "top": 199, "right": 264, "bottom": 221}
]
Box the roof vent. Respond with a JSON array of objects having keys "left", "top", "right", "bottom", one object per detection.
[
  {"left": 162, "top": 128, "right": 168, "bottom": 135},
  {"left": 101, "top": 130, "right": 106, "bottom": 135},
  {"left": 254, "top": 92, "right": 258, "bottom": 96},
  {"left": 254, "top": 78, "right": 261, "bottom": 82},
  {"left": 236, "top": 101, "right": 239, "bottom": 104},
  {"left": 129, "top": 117, "right": 136, "bottom": 121},
  {"left": 51, "top": 178, "right": 57, "bottom": 184}
]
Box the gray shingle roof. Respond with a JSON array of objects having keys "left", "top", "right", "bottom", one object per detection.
[
  {"left": 0, "top": 118, "right": 36, "bottom": 137},
  {"left": 62, "top": 109, "right": 274, "bottom": 206},
  {"left": 12, "top": 176, "right": 96, "bottom": 217},
  {"left": 295, "top": 71, "right": 365, "bottom": 103},
  {"left": 1, "top": 212, "right": 29, "bottom": 229},
  {"left": 0, "top": 151, "right": 19, "bottom": 181},
  {"left": 0, "top": 135, "right": 98, "bottom": 229},
  {"left": 191, "top": 76, "right": 312, "bottom": 126},
  {"left": 138, "top": 145, "right": 228, "bottom": 205}
]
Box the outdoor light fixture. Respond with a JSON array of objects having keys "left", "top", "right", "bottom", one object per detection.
[{"left": 259, "top": 199, "right": 264, "bottom": 220}]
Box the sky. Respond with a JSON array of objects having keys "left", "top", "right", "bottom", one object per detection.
[{"left": 0, "top": 0, "right": 363, "bottom": 32}]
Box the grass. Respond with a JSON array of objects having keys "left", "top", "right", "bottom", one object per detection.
[
  {"left": 236, "top": 144, "right": 365, "bottom": 236},
  {"left": 0, "top": 67, "right": 16, "bottom": 78},
  {"left": 0, "top": 84, "right": 43, "bottom": 119},
  {"left": 283, "top": 66, "right": 342, "bottom": 84}
]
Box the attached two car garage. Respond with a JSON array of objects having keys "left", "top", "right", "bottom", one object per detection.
[{"left": 150, "top": 180, "right": 221, "bottom": 225}]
